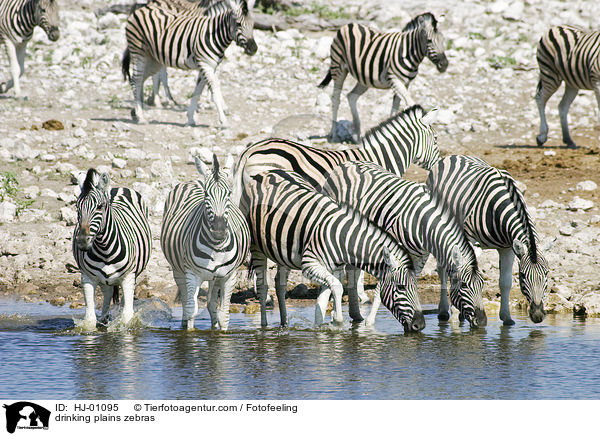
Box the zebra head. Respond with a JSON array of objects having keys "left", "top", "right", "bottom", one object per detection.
[
  {"left": 514, "top": 240, "right": 549, "bottom": 323},
  {"left": 448, "top": 247, "right": 487, "bottom": 328},
  {"left": 75, "top": 169, "right": 111, "bottom": 252},
  {"left": 408, "top": 13, "right": 447, "bottom": 73},
  {"left": 412, "top": 106, "right": 441, "bottom": 170},
  {"left": 195, "top": 154, "right": 234, "bottom": 243},
  {"left": 34, "top": 0, "right": 60, "bottom": 42},
  {"left": 225, "top": 0, "right": 257, "bottom": 56},
  {"left": 379, "top": 246, "right": 424, "bottom": 333}
]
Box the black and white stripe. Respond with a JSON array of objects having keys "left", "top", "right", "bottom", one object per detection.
[
  {"left": 535, "top": 25, "right": 600, "bottom": 148},
  {"left": 318, "top": 13, "right": 448, "bottom": 142},
  {"left": 233, "top": 105, "right": 440, "bottom": 205},
  {"left": 322, "top": 161, "right": 486, "bottom": 328},
  {"left": 122, "top": 0, "right": 257, "bottom": 125},
  {"left": 426, "top": 155, "right": 549, "bottom": 325},
  {"left": 160, "top": 154, "right": 250, "bottom": 330},
  {"left": 73, "top": 169, "right": 152, "bottom": 329},
  {"left": 0, "top": 0, "right": 59, "bottom": 97},
  {"left": 243, "top": 169, "right": 423, "bottom": 332}
]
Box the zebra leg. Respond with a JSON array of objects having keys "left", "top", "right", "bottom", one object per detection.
[
  {"left": 329, "top": 69, "right": 347, "bottom": 142},
  {"left": 558, "top": 84, "right": 579, "bottom": 148},
  {"left": 535, "top": 78, "right": 559, "bottom": 146},
  {"left": 216, "top": 272, "right": 237, "bottom": 331},
  {"left": 594, "top": 83, "right": 600, "bottom": 127},
  {"left": 148, "top": 73, "right": 159, "bottom": 107},
  {"left": 1, "top": 40, "right": 21, "bottom": 97},
  {"left": 251, "top": 252, "right": 270, "bottom": 327},
  {"left": 187, "top": 71, "right": 207, "bottom": 126},
  {"left": 303, "top": 263, "right": 344, "bottom": 325},
  {"left": 274, "top": 266, "right": 289, "bottom": 327},
  {"left": 389, "top": 76, "right": 415, "bottom": 107},
  {"left": 391, "top": 94, "right": 401, "bottom": 115},
  {"left": 120, "top": 274, "right": 136, "bottom": 324},
  {"left": 130, "top": 56, "right": 160, "bottom": 124},
  {"left": 365, "top": 282, "right": 381, "bottom": 327},
  {"left": 99, "top": 283, "right": 114, "bottom": 323},
  {"left": 436, "top": 263, "right": 451, "bottom": 322},
  {"left": 499, "top": 247, "right": 516, "bottom": 326},
  {"left": 200, "top": 64, "right": 228, "bottom": 127},
  {"left": 207, "top": 279, "right": 219, "bottom": 329},
  {"left": 182, "top": 271, "right": 200, "bottom": 330},
  {"left": 81, "top": 274, "right": 98, "bottom": 330},
  {"left": 344, "top": 266, "right": 364, "bottom": 322},
  {"left": 347, "top": 83, "right": 368, "bottom": 143}
]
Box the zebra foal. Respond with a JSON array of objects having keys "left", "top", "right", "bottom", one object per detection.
[
  {"left": 322, "top": 161, "right": 487, "bottom": 328},
  {"left": 536, "top": 25, "right": 600, "bottom": 148},
  {"left": 243, "top": 169, "right": 423, "bottom": 332},
  {"left": 122, "top": 0, "right": 257, "bottom": 126},
  {"left": 318, "top": 13, "right": 448, "bottom": 142},
  {"left": 0, "top": 0, "right": 59, "bottom": 98},
  {"left": 427, "top": 155, "right": 549, "bottom": 326},
  {"left": 161, "top": 154, "right": 249, "bottom": 330},
  {"left": 73, "top": 169, "right": 152, "bottom": 330}
]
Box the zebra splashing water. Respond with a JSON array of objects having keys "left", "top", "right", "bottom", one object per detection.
[
  {"left": 161, "top": 154, "right": 250, "bottom": 330},
  {"left": 318, "top": 13, "right": 448, "bottom": 142},
  {"left": 73, "top": 169, "right": 152, "bottom": 330},
  {"left": 427, "top": 155, "right": 550, "bottom": 326},
  {"left": 322, "top": 161, "right": 486, "bottom": 328},
  {"left": 122, "top": 0, "right": 257, "bottom": 126},
  {"left": 0, "top": 0, "right": 60, "bottom": 98},
  {"left": 243, "top": 169, "right": 423, "bottom": 332},
  {"left": 535, "top": 25, "right": 600, "bottom": 148}
]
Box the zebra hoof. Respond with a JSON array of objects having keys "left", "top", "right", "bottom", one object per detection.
[
  {"left": 131, "top": 108, "right": 139, "bottom": 123},
  {"left": 564, "top": 140, "right": 578, "bottom": 149},
  {"left": 0, "top": 82, "right": 6, "bottom": 94},
  {"left": 438, "top": 311, "right": 450, "bottom": 322},
  {"left": 536, "top": 134, "right": 547, "bottom": 146},
  {"left": 502, "top": 318, "right": 516, "bottom": 326}
]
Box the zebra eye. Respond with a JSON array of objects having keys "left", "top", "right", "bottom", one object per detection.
[{"left": 96, "top": 204, "right": 103, "bottom": 211}]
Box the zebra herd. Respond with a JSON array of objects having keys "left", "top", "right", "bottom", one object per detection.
[{"left": 2, "top": 0, "right": 597, "bottom": 331}]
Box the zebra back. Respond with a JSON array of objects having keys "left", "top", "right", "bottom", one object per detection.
[
  {"left": 232, "top": 105, "right": 440, "bottom": 204},
  {"left": 73, "top": 169, "right": 152, "bottom": 283},
  {"left": 536, "top": 25, "right": 600, "bottom": 91},
  {"left": 0, "top": 0, "right": 59, "bottom": 42}
]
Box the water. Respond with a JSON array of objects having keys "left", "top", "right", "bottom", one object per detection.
[{"left": 1, "top": 298, "right": 600, "bottom": 400}]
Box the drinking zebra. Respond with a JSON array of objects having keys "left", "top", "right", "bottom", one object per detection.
[
  {"left": 73, "top": 169, "right": 152, "bottom": 330},
  {"left": 427, "top": 155, "right": 549, "bottom": 326},
  {"left": 322, "top": 161, "right": 486, "bottom": 328},
  {"left": 233, "top": 105, "right": 440, "bottom": 205},
  {"left": 161, "top": 154, "right": 250, "bottom": 330},
  {"left": 535, "top": 25, "right": 600, "bottom": 148},
  {"left": 243, "top": 169, "right": 423, "bottom": 332},
  {"left": 122, "top": 0, "right": 257, "bottom": 126},
  {"left": 318, "top": 13, "right": 448, "bottom": 142},
  {"left": 0, "top": 0, "right": 60, "bottom": 98}
]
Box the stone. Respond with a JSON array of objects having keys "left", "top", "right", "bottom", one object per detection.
[
  {"left": 60, "top": 206, "right": 78, "bottom": 226},
  {"left": 23, "top": 186, "right": 40, "bottom": 199},
  {"left": 568, "top": 196, "right": 594, "bottom": 211},
  {"left": 576, "top": 181, "right": 597, "bottom": 192},
  {"left": 124, "top": 148, "right": 146, "bottom": 160},
  {"left": 112, "top": 158, "right": 127, "bottom": 169},
  {"left": 315, "top": 36, "right": 333, "bottom": 60},
  {"left": 559, "top": 226, "right": 573, "bottom": 236},
  {"left": 0, "top": 201, "right": 17, "bottom": 222},
  {"left": 40, "top": 188, "right": 58, "bottom": 198},
  {"left": 42, "top": 119, "right": 64, "bottom": 130}
]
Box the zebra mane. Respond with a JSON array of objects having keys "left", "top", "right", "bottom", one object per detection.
[
  {"left": 501, "top": 171, "right": 539, "bottom": 263},
  {"left": 361, "top": 104, "right": 425, "bottom": 142},
  {"left": 402, "top": 12, "right": 437, "bottom": 32}
]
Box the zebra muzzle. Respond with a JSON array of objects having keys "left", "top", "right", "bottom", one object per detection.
[
  {"left": 408, "top": 311, "right": 425, "bottom": 332},
  {"left": 470, "top": 307, "right": 487, "bottom": 328},
  {"left": 529, "top": 301, "right": 546, "bottom": 323},
  {"left": 244, "top": 39, "right": 258, "bottom": 56},
  {"left": 436, "top": 55, "right": 448, "bottom": 72},
  {"left": 46, "top": 27, "right": 60, "bottom": 41},
  {"left": 210, "top": 216, "right": 227, "bottom": 241}
]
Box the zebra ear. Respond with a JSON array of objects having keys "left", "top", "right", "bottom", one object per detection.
[
  {"left": 421, "top": 108, "right": 439, "bottom": 126},
  {"left": 212, "top": 153, "right": 220, "bottom": 181},
  {"left": 98, "top": 173, "right": 111, "bottom": 192},
  {"left": 383, "top": 246, "right": 400, "bottom": 269},
  {"left": 194, "top": 155, "right": 209, "bottom": 178},
  {"left": 513, "top": 239, "right": 528, "bottom": 259}
]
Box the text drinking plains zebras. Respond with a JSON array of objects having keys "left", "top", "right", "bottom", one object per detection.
[
  {"left": 535, "top": 25, "right": 600, "bottom": 148},
  {"left": 322, "top": 161, "right": 487, "bottom": 328},
  {"left": 318, "top": 13, "right": 447, "bottom": 142},
  {"left": 73, "top": 169, "right": 152, "bottom": 330},
  {"left": 122, "top": 0, "right": 257, "bottom": 126},
  {"left": 0, "top": 0, "right": 59, "bottom": 97},
  {"left": 427, "top": 155, "right": 549, "bottom": 326},
  {"left": 161, "top": 154, "right": 250, "bottom": 330},
  {"left": 243, "top": 169, "right": 423, "bottom": 332}
]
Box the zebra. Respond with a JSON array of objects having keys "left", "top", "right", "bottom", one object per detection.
[
  {"left": 426, "top": 155, "right": 550, "bottom": 326},
  {"left": 232, "top": 105, "right": 440, "bottom": 205},
  {"left": 0, "top": 0, "right": 60, "bottom": 98},
  {"left": 73, "top": 169, "right": 152, "bottom": 330},
  {"left": 535, "top": 25, "right": 600, "bottom": 149},
  {"left": 122, "top": 0, "right": 257, "bottom": 126},
  {"left": 318, "top": 12, "right": 448, "bottom": 142},
  {"left": 161, "top": 154, "right": 250, "bottom": 330},
  {"left": 243, "top": 169, "right": 424, "bottom": 332},
  {"left": 322, "top": 161, "right": 486, "bottom": 328}
]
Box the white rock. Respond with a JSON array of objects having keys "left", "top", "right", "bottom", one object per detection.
[
  {"left": 555, "top": 285, "right": 573, "bottom": 300},
  {"left": 58, "top": 191, "right": 76, "bottom": 203},
  {"left": 40, "top": 188, "right": 58, "bottom": 198},
  {"left": 23, "top": 186, "right": 40, "bottom": 199},
  {"left": 189, "top": 147, "right": 214, "bottom": 164},
  {"left": 539, "top": 199, "right": 563, "bottom": 209},
  {"left": 558, "top": 226, "right": 573, "bottom": 236},
  {"left": 72, "top": 127, "right": 87, "bottom": 138},
  {"left": 124, "top": 148, "right": 146, "bottom": 160},
  {"left": 12, "top": 143, "right": 39, "bottom": 160},
  {"left": 112, "top": 158, "right": 127, "bottom": 169},
  {"left": 40, "top": 153, "right": 56, "bottom": 162},
  {"left": 97, "top": 12, "right": 120, "bottom": 30},
  {"left": 60, "top": 207, "right": 77, "bottom": 226},
  {"left": 314, "top": 36, "right": 333, "bottom": 60},
  {"left": 0, "top": 201, "right": 17, "bottom": 222},
  {"left": 568, "top": 196, "right": 594, "bottom": 211},
  {"left": 503, "top": 0, "right": 524, "bottom": 20},
  {"left": 135, "top": 168, "right": 148, "bottom": 179},
  {"left": 576, "top": 181, "right": 597, "bottom": 192}
]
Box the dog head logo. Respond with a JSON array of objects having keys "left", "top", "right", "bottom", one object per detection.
[{"left": 3, "top": 402, "right": 50, "bottom": 433}]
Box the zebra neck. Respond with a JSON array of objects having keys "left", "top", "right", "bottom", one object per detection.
[
  {"left": 93, "top": 207, "right": 115, "bottom": 249},
  {"left": 191, "top": 212, "right": 229, "bottom": 250},
  {"left": 16, "top": 0, "right": 37, "bottom": 35},
  {"left": 397, "top": 29, "right": 427, "bottom": 69},
  {"left": 211, "top": 12, "right": 236, "bottom": 55}
]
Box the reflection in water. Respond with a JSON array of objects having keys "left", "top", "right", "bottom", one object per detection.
[{"left": 1, "top": 302, "right": 600, "bottom": 400}]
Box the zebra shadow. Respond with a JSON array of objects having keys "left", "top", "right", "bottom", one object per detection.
[
  {"left": 91, "top": 117, "right": 210, "bottom": 129},
  {"left": 494, "top": 143, "right": 567, "bottom": 150}
]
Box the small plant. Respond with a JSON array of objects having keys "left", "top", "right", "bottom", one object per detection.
[
  {"left": 286, "top": 2, "right": 352, "bottom": 20},
  {"left": 487, "top": 55, "right": 516, "bottom": 69},
  {"left": 0, "top": 172, "right": 34, "bottom": 217}
]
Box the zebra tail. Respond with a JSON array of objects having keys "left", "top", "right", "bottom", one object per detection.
[
  {"left": 122, "top": 48, "right": 131, "bottom": 82},
  {"left": 318, "top": 70, "right": 332, "bottom": 88},
  {"left": 112, "top": 286, "right": 120, "bottom": 304}
]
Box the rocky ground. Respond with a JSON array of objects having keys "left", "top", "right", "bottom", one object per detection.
[{"left": 0, "top": 0, "right": 598, "bottom": 319}]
